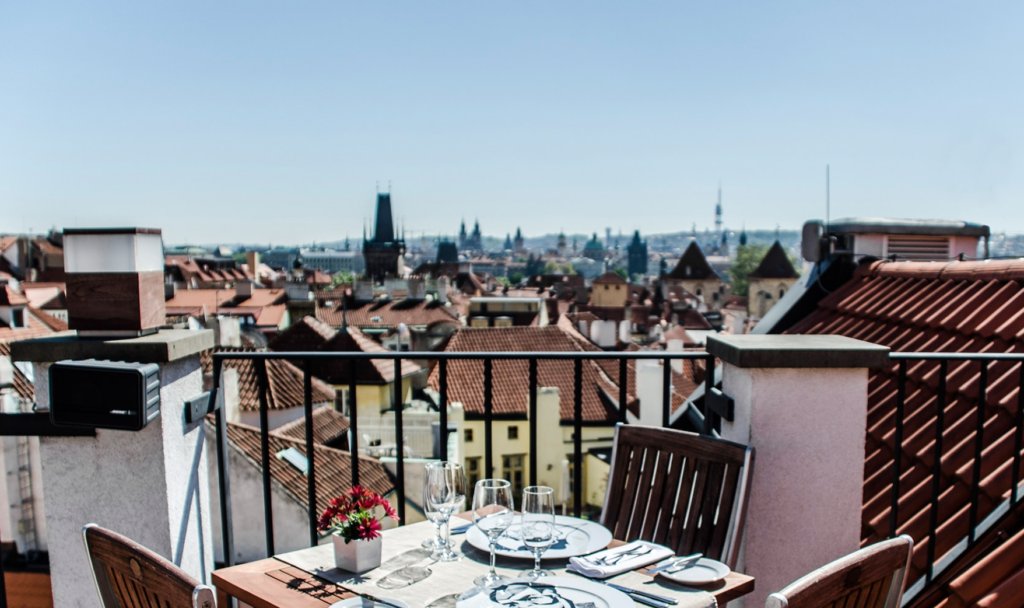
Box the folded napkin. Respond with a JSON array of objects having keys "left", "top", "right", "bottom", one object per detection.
[{"left": 567, "top": 541, "right": 674, "bottom": 579}]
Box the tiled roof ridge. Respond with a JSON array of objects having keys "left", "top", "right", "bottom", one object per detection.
[{"left": 861, "top": 258, "right": 1024, "bottom": 282}]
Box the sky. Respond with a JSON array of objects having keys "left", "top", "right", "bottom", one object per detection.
[{"left": 1, "top": 1, "right": 1022, "bottom": 246}]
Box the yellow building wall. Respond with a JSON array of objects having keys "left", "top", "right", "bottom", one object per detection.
[
  {"left": 592, "top": 283, "right": 628, "bottom": 307},
  {"left": 747, "top": 277, "right": 799, "bottom": 318}
]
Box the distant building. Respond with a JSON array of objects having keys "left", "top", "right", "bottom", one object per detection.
[
  {"left": 297, "top": 248, "right": 365, "bottom": 275},
  {"left": 363, "top": 193, "right": 405, "bottom": 283},
  {"left": 513, "top": 228, "right": 525, "bottom": 252},
  {"left": 590, "top": 271, "right": 629, "bottom": 307},
  {"left": 459, "top": 219, "right": 483, "bottom": 252},
  {"left": 747, "top": 241, "right": 799, "bottom": 318},
  {"left": 436, "top": 239, "right": 458, "bottom": 264},
  {"left": 503, "top": 234, "right": 513, "bottom": 251},
  {"left": 582, "top": 233, "right": 604, "bottom": 261},
  {"left": 262, "top": 247, "right": 300, "bottom": 270},
  {"left": 557, "top": 232, "right": 567, "bottom": 258},
  {"left": 627, "top": 230, "right": 648, "bottom": 277},
  {"left": 667, "top": 241, "right": 728, "bottom": 310}
]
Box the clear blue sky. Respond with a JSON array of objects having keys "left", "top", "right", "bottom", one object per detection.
[{"left": 1, "top": 1, "right": 1021, "bottom": 245}]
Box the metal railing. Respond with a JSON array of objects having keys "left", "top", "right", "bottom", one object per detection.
[
  {"left": 887, "top": 352, "right": 1024, "bottom": 603},
  {"left": 208, "top": 350, "right": 719, "bottom": 566}
]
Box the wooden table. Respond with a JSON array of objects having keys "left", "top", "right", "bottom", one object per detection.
[{"left": 213, "top": 524, "right": 754, "bottom": 608}]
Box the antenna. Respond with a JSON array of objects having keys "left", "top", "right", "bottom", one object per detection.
[{"left": 825, "top": 164, "right": 830, "bottom": 233}]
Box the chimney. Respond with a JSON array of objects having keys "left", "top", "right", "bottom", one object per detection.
[
  {"left": 63, "top": 227, "right": 165, "bottom": 337},
  {"left": 165, "top": 282, "right": 178, "bottom": 299},
  {"left": 246, "top": 251, "right": 260, "bottom": 274},
  {"left": 437, "top": 277, "right": 450, "bottom": 304},
  {"left": 235, "top": 279, "right": 253, "bottom": 300},
  {"left": 635, "top": 359, "right": 669, "bottom": 427},
  {"left": 407, "top": 278, "right": 425, "bottom": 300},
  {"left": 590, "top": 320, "right": 617, "bottom": 348},
  {"left": 618, "top": 320, "right": 631, "bottom": 343},
  {"left": 577, "top": 320, "right": 588, "bottom": 336},
  {"left": 494, "top": 316, "right": 512, "bottom": 328},
  {"left": 354, "top": 280, "right": 374, "bottom": 302}
]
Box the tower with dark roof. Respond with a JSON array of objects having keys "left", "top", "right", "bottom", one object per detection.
[
  {"left": 436, "top": 239, "right": 458, "bottom": 264},
  {"left": 503, "top": 233, "right": 513, "bottom": 251},
  {"left": 470, "top": 220, "right": 483, "bottom": 251},
  {"left": 458, "top": 219, "right": 468, "bottom": 250},
  {"left": 667, "top": 241, "right": 727, "bottom": 310},
  {"left": 747, "top": 240, "right": 799, "bottom": 317},
  {"left": 627, "top": 230, "right": 648, "bottom": 277},
  {"left": 363, "top": 192, "right": 405, "bottom": 283},
  {"left": 514, "top": 227, "right": 524, "bottom": 252}
]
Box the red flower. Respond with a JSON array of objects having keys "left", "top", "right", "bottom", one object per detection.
[
  {"left": 356, "top": 517, "right": 382, "bottom": 541},
  {"left": 380, "top": 500, "right": 399, "bottom": 521}
]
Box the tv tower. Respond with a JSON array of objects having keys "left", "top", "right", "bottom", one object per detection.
[{"left": 714, "top": 184, "right": 723, "bottom": 236}]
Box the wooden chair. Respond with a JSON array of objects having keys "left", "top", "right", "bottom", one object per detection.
[
  {"left": 82, "top": 524, "right": 216, "bottom": 608},
  {"left": 600, "top": 423, "right": 754, "bottom": 568},
  {"left": 765, "top": 536, "right": 913, "bottom": 608}
]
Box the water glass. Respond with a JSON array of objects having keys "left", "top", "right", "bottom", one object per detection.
[
  {"left": 471, "top": 479, "right": 514, "bottom": 586},
  {"left": 521, "top": 486, "right": 555, "bottom": 578},
  {"left": 424, "top": 462, "right": 466, "bottom": 562}
]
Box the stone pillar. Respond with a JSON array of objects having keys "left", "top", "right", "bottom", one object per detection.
[
  {"left": 705, "top": 335, "right": 889, "bottom": 608},
  {"left": 13, "top": 330, "right": 214, "bottom": 608}
]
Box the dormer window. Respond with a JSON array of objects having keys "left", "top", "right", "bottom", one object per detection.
[{"left": 10, "top": 307, "right": 26, "bottom": 328}]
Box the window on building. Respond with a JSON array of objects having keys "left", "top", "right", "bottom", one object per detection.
[
  {"left": 464, "top": 428, "right": 474, "bottom": 443},
  {"left": 615, "top": 284, "right": 620, "bottom": 290},
  {"left": 508, "top": 425, "right": 518, "bottom": 440},
  {"left": 10, "top": 308, "right": 25, "bottom": 328},
  {"left": 466, "top": 457, "right": 481, "bottom": 489},
  {"left": 503, "top": 454, "right": 526, "bottom": 501},
  {"left": 779, "top": 289, "right": 786, "bottom": 298},
  {"left": 604, "top": 285, "right": 609, "bottom": 290},
  {"left": 696, "top": 289, "right": 702, "bottom": 296}
]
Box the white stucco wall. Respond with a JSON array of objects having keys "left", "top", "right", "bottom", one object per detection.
[
  {"left": 720, "top": 365, "right": 867, "bottom": 608},
  {"left": 37, "top": 355, "right": 213, "bottom": 608}
]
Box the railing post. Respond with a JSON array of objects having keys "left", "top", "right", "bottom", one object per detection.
[
  {"left": 890, "top": 358, "right": 907, "bottom": 539},
  {"left": 349, "top": 359, "right": 359, "bottom": 487},
  {"left": 573, "top": 358, "right": 583, "bottom": 518},
  {"left": 255, "top": 358, "right": 275, "bottom": 556},
  {"left": 394, "top": 358, "right": 406, "bottom": 525},
  {"left": 303, "top": 359, "right": 318, "bottom": 546},
  {"left": 212, "top": 359, "right": 234, "bottom": 568},
  {"left": 704, "top": 354, "right": 716, "bottom": 435},
  {"left": 439, "top": 359, "right": 448, "bottom": 461},
  {"left": 484, "top": 358, "right": 494, "bottom": 478},
  {"left": 927, "top": 359, "right": 947, "bottom": 582},
  {"left": 662, "top": 357, "right": 671, "bottom": 428},
  {"left": 529, "top": 358, "right": 538, "bottom": 487},
  {"left": 969, "top": 360, "right": 987, "bottom": 543},
  {"left": 618, "top": 357, "right": 628, "bottom": 424},
  {"left": 1014, "top": 362, "right": 1024, "bottom": 505}
]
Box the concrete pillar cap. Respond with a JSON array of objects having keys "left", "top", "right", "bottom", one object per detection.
[{"left": 707, "top": 334, "right": 889, "bottom": 369}]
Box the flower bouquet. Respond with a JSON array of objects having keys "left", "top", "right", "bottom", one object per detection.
[{"left": 317, "top": 485, "right": 399, "bottom": 572}]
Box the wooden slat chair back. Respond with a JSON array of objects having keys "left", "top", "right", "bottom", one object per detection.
[
  {"left": 765, "top": 536, "right": 913, "bottom": 608},
  {"left": 600, "top": 423, "right": 754, "bottom": 568},
  {"left": 83, "top": 524, "right": 216, "bottom": 608}
]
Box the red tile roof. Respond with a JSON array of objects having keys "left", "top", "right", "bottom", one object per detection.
[
  {"left": 593, "top": 271, "right": 627, "bottom": 285},
  {"left": 0, "top": 341, "right": 34, "bottom": 401},
  {"left": 201, "top": 347, "right": 336, "bottom": 412},
  {"left": 0, "top": 285, "right": 28, "bottom": 305},
  {"left": 0, "top": 307, "right": 68, "bottom": 342},
  {"left": 275, "top": 405, "right": 351, "bottom": 447},
  {"left": 269, "top": 316, "right": 421, "bottom": 385},
  {"left": 225, "top": 421, "right": 394, "bottom": 515},
  {"left": 315, "top": 296, "right": 459, "bottom": 329},
  {"left": 786, "top": 259, "right": 1024, "bottom": 595}
]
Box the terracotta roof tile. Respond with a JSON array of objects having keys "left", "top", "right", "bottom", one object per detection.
[
  {"left": 201, "top": 347, "right": 336, "bottom": 412},
  {"left": 276, "top": 406, "right": 351, "bottom": 447},
  {"left": 592, "top": 271, "right": 627, "bottom": 285},
  {"left": 315, "top": 297, "right": 458, "bottom": 329},
  {"left": 786, "top": 259, "right": 1024, "bottom": 594},
  {"left": 224, "top": 421, "right": 393, "bottom": 516}
]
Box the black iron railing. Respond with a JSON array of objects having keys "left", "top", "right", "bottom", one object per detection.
[
  {"left": 208, "top": 350, "right": 718, "bottom": 566},
  {"left": 886, "top": 352, "right": 1024, "bottom": 602}
]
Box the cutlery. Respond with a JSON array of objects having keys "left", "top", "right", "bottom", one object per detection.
[
  {"left": 626, "top": 593, "right": 671, "bottom": 608},
  {"left": 450, "top": 524, "right": 472, "bottom": 535},
  {"left": 647, "top": 553, "right": 702, "bottom": 574},
  {"left": 355, "top": 593, "right": 405, "bottom": 608},
  {"left": 588, "top": 544, "right": 652, "bottom": 566},
  {"left": 602, "top": 582, "right": 678, "bottom": 605}
]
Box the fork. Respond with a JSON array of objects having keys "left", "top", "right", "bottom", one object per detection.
[{"left": 589, "top": 545, "right": 652, "bottom": 566}]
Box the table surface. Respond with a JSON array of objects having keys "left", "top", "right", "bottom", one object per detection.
[{"left": 212, "top": 520, "right": 755, "bottom": 608}]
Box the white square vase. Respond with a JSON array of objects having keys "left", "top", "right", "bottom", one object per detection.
[{"left": 333, "top": 534, "right": 382, "bottom": 573}]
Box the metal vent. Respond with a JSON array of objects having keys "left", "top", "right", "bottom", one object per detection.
[{"left": 887, "top": 236, "right": 950, "bottom": 261}]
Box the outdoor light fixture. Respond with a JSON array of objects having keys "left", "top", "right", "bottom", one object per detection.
[
  {"left": 49, "top": 359, "right": 161, "bottom": 431},
  {"left": 64, "top": 228, "right": 166, "bottom": 337}
]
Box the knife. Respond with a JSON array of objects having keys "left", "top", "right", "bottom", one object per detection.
[
  {"left": 647, "top": 553, "right": 702, "bottom": 574},
  {"left": 603, "top": 582, "right": 678, "bottom": 605}
]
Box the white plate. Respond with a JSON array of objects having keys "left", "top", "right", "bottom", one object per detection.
[
  {"left": 329, "top": 597, "right": 410, "bottom": 608},
  {"left": 457, "top": 576, "right": 633, "bottom": 608},
  {"left": 657, "top": 557, "right": 730, "bottom": 585},
  {"left": 466, "top": 515, "right": 613, "bottom": 560}
]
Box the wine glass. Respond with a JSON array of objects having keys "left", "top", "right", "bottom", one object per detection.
[
  {"left": 471, "top": 479, "right": 514, "bottom": 586},
  {"left": 521, "top": 486, "right": 555, "bottom": 578},
  {"left": 424, "top": 462, "right": 466, "bottom": 562},
  {"left": 421, "top": 463, "right": 448, "bottom": 552}
]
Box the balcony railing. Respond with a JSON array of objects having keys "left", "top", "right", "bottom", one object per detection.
[{"left": 207, "top": 350, "right": 719, "bottom": 566}]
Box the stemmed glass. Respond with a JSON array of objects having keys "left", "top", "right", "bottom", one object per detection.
[
  {"left": 424, "top": 462, "right": 466, "bottom": 562},
  {"left": 472, "top": 479, "right": 515, "bottom": 586},
  {"left": 521, "top": 486, "right": 555, "bottom": 578},
  {"left": 421, "top": 467, "right": 449, "bottom": 552}
]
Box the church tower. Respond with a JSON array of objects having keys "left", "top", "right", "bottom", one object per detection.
[
  {"left": 627, "top": 230, "right": 648, "bottom": 277},
  {"left": 363, "top": 192, "right": 405, "bottom": 283}
]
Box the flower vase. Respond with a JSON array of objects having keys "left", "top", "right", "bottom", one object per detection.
[{"left": 333, "top": 534, "right": 382, "bottom": 573}]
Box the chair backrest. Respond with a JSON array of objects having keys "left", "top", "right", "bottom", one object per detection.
[
  {"left": 765, "top": 536, "right": 913, "bottom": 608},
  {"left": 599, "top": 423, "right": 754, "bottom": 568},
  {"left": 82, "top": 524, "right": 216, "bottom": 608}
]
